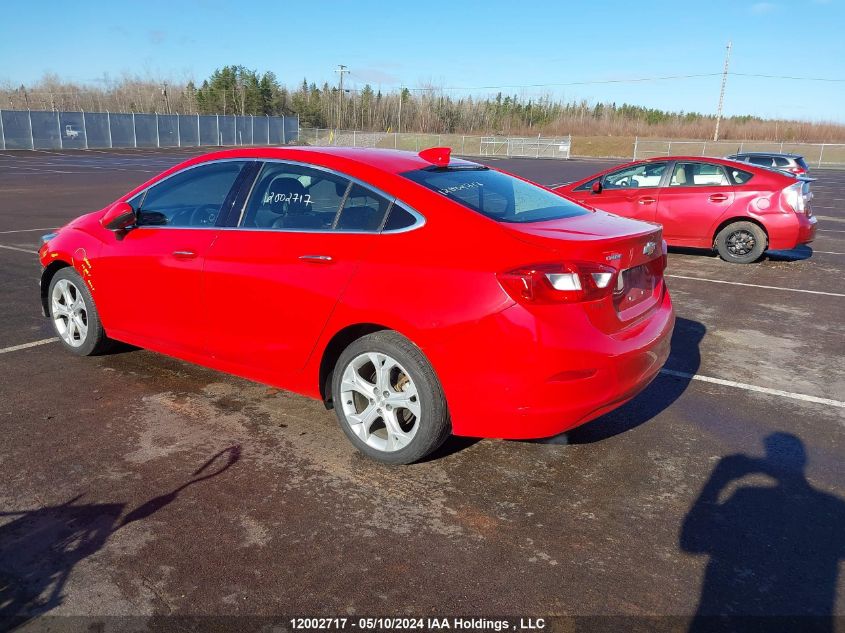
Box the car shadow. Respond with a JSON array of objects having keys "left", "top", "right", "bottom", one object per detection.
[
  {"left": 763, "top": 245, "right": 814, "bottom": 262},
  {"left": 0, "top": 445, "right": 240, "bottom": 628},
  {"left": 668, "top": 246, "right": 719, "bottom": 259},
  {"left": 667, "top": 244, "right": 815, "bottom": 263},
  {"left": 565, "top": 316, "right": 704, "bottom": 444},
  {"left": 417, "top": 435, "right": 480, "bottom": 463},
  {"left": 681, "top": 433, "right": 845, "bottom": 632}
]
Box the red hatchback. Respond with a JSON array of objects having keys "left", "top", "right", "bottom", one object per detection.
[
  {"left": 39, "top": 147, "right": 674, "bottom": 463},
  {"left": 556, "top": 157, "right": 816, "bottom": 263}
]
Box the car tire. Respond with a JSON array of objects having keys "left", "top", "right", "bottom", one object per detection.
[
  {"left": 715, "top": 221, "right": 767, "bottom": 264},
  {"left": 48, "top": 267, "right": 111, "bottom": 356},
  {"left": 332, "top": 330, "right": 451, "bottom": 464}
]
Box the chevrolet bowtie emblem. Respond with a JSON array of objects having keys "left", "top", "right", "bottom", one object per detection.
[{"left": 643, "top": 241, "right": 657, "bottom": 256}]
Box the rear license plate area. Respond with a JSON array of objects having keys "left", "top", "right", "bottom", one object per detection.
[{"left": 613, "top": 263, "right": 656, "bottom": 312}]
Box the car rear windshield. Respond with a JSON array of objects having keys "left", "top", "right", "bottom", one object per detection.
[{"left": 402, "top": 166, "right": 589, "bottom": 223}]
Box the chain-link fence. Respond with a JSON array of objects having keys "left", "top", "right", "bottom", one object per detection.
[
  {"left": 633, "top": 138, "right": 845, "bottom": 169},
  {"left": 0, "top": 110, "right": 299, "bottom": 150},
  {"left": 299, "top": 128, "right": 572, "bottom": 160}
]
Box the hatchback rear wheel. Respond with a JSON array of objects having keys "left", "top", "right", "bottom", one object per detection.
[
  {"left": 332, "top": 331, "right": 450, "bottom": 464},
  {"left": 715, "top": 221, "right": 767, "bottom": 264}
]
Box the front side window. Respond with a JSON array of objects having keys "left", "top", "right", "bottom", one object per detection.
[
  {"left": 603, "top": 162, "right": 668, "bottom": 190},
  {"left": 240, "top": 163, "right": 350, "bottom": 230},
  {"left": 137, "top": 161, "right": 247, "bottom": 227},
  {"left": 669, "top": 162, "right": 730, "bottom": 187},
  {"left": 402, "top": 166, "right": 589, "bottom": 223}
]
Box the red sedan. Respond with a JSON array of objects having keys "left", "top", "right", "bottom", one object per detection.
[
  {"left": 555, "top": 156, "right": 816, "bottom": 263},
  {"left": 38, "top": 147, "right": 674, "bottom": 464}
]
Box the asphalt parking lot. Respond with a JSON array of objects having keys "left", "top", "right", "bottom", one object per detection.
[{"left": 1, "top": 148, "right": 843, "bottom": 630}]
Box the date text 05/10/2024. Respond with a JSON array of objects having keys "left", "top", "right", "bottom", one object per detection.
[{"left": 289, "top": 617, "right": 547, "bottom": 631}]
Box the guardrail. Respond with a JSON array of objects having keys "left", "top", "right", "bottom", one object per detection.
[{"left": 0, "top": 109, "right": 299, "bottom": 150}]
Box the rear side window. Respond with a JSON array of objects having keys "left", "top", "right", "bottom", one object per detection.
[
  {"left": 796, "top": 157, "right": 809, "bottom": 170},
  {"left": 670, "top": 162, "right": 730, "bottom": 187},
  {"left": 774, "top": 156, "right": 790, "bottom": 167},
  {"left": 727, "top": 167, "right": 754, "bottom": 184},
  {"left": 335, "top": 184, "right": 392, "bottom": 231},
  {"left": 383, "top": 204, "right": 418, "bottom": 231},
  {"left": 748, "top": 156, "right": 773, "bottom": 167},
  {"left": 137, "top": 161, "right": 247, "bottom": 227},
  {"left": 402, "top": 167, "right": 589, "bottom": 223},
  {"left": 240, "top": 163, "right": 350, "bottom": 230}
]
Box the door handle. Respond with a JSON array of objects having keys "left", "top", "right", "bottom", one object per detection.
[
  {"left": 172, "top": 250, "right": 197, "bottom": 259},
  {"left": 709, "top": 194, "right": 729, "bottom": 202},
  {"left": 638, "top": 197, "right": 656, "bottom": 205},
  {"left": 298, "top": 254, "right": 333, "bottom": 263}
]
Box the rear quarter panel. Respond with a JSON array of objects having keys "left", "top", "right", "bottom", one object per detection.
[
  {"left": 299, "top": 188, "right": 555, "bottom": 420},
  {"left": 709, "top": 172, "right": 793, "bottom": 245}
]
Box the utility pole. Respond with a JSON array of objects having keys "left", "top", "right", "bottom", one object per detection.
[
  {"left": 335, "top": 64, "right": 349, "bottom": 131},
  {"left": 398, "top": 86, "right": 403, "bottom": 135},
  {"left": 713, "top": 40, "right": 732, "bottom": 142},
  {"left": 162, "top": 82, "right": 171, "bottom": 115}
]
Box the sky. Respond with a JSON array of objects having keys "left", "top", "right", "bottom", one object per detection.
[{"left": 1, "top": 0, "right": 844, "bottom": 122}]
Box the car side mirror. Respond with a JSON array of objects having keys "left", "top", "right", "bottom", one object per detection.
[
  {"left": 100, "top": 201, "right": 136, "bottom": 231},
  {"left": 591, "top": 180, "right": 603, "bottom": 194}
]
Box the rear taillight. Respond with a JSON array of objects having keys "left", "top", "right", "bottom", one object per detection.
[
  {"left": 781, "top": 182, "right": 806, "bottom": 214},
  {"left": 658, "top": 239, "right": 669, "bottom": 274},
  {"left": 498, "top": 262, "right": 617, "bottom": 304}
]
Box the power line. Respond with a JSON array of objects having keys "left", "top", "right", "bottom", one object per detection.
[
  {"left": 730, "top": 72, "right": 845, "bottom": 82},
  {"left": 349, "top": 72, "right": 723, "bottom": 92},
  {"left": 348, "top": 70, "right": 845, "bottom": 92}
]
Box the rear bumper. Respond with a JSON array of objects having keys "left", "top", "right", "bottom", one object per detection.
[
  {"left": 433, "top": 286, "right": 675, "bottom": 440},
  {"left": 766, "top": 213, "right": 817, "bottom": 250}
]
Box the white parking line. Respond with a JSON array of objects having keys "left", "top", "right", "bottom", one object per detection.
[
  {"left": 0, "top": 338, "right": 58, "bottom": 355},
  {"left": 0, "top": 244, "right": 38, "bottom": 254},
  {"left": 666, "top": 274, "right": 845, "bottom": 297},
  {"left": 819, "top": 229, "right": 845, "bottom": 233},
  {"left": 814, "top": 250, "right": 845, "bottom": 255},
  {"left": 0, "top": 227, "right": 56, "bottom": 234},
  {"left": 660, "top": 369, "right": 845, "bottom": 408}
]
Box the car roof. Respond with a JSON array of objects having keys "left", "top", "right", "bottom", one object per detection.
[
  {"left": 189, "top": 146, "right": 480, "bottom": 175},
  {"left": 729, "top": 151, "right": 803, "bottom": 158},
  {"left": 640, "top": 155, "right": 745, "bottom": 165}
]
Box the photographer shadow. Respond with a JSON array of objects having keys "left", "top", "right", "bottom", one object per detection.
[
  {"left": 0, "top": 445, "right": 241, "bottom": 628},
  {"left": 566, "top": 316, "right": 704, "bottom": 443},
  {"left": 681, "top": 433, "right": 845, "bottom": 633}
]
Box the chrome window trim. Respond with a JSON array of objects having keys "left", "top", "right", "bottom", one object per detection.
[
  {"left": 131, "top": 157, "right": 426, "bottom": 235},
  {"left": 232, "top": 158, "right": 426, "bottom": 235},
  {"left": 132, "top": 158, "right": 257, "bottom": 229}
]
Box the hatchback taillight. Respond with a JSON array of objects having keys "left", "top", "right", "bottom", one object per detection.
[
  {"left": 498, "top": 262, "right": 617, "bottom": 304},
  {"left": 781, "top": 182, "right": 806, "bottom": 214}
]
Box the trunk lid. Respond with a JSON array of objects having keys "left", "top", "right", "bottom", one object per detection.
[{"left": 503, "top": 211, "right": 666, "bottom": 330}]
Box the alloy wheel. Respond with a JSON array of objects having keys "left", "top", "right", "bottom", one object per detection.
[
  {"left": 340, "top": 352, "right": 421, "bottom": 453},
  {"left": 51, "top": 278, "right": 88, "bottom": 347},
  {"left": 726, "top": 229, "right": 756, "bottom": 256}
]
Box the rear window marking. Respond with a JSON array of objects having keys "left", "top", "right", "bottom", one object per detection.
[{"left": 438, "top": 181, "right": 484, "bottom": 195}]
